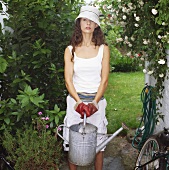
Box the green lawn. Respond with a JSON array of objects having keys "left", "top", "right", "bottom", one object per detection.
[{"left": 105, "top": 71, "right": 144, "bottom": 134}]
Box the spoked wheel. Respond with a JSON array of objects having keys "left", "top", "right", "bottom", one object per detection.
[{"left": 135, "top": 137, "right": 160, "bottom": 170}]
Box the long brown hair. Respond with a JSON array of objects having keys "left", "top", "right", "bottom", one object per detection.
[{"left": 69, "top": 18, "right": 107, "bottom": 59}]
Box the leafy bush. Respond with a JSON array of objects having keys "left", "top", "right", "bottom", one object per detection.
[
  {"left": 111, "top": 56, "right": 141, "bottom": 72},
  {"left": 0, "top": 0, "right": 81, "bottom": 111},
  {"left": 2, "top": 121, "right": 63, "bottom": 170},
  {"left": 0, "top": 0, "right": 85, "bottom": 167},
  {"left": 0, "top": 84, "right": 65, "bottom": 132},
  {"left": 0, "top": 0, "right": 83, "bottom": 134}
]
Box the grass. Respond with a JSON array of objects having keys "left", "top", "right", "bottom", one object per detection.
[{"left": 105, "top": 71, "right": 144, "bottom": 134}]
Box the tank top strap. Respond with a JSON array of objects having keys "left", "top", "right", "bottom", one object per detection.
[
  {"left": 67, "top": 45, "right": 104, "bottom": 60},
  {"left": 68, "top": 45, "right": 73, "bottom": 53},
  {"left": 98, "top": 44, "right": 104, "bottom": 61}
]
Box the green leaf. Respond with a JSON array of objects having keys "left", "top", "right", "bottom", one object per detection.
[
  {"left": 55, "top": 115, "right": 59, "bottom": 125},
  {"left": 41, "top": 48, "right": 51, "bottom": 54},
  {"left": 21, "top": 96, "right": 30, "bottom": 108},
  {"left": 58, "top": 111, "right": 66, "bottom": 117},
  {"left": 30, "top": 97, "right": 39, "bottom": 106},
  {"left": 50, "top": 121, "right": 54, "bottom": 128},
  {"left": 30, "top": 96, "right": 42, "bottom": 106},
  {"left": 11, "top": 112, "right": 20, "bottom": 115},
  {"left": 54, "top": 104, "right": 60, "bottom": 113},
  {"left": 33, "top": 51, "right": 41, "bottom": 57},
  {"left": 10, "top": 98, "right": 17, "bottom": 104},
  {"left": 4, "top": 118, "right": 10, "bottom": 125},
  {"left": 49, "top": 115, "right": 54, "bottom": 121},
  {"left": 16, "top": 113, "right": 23, "bottom": 122},
  {"left": 0, "top": 57, "right": 8, "bottom": 73},
  {"left": 0, "top": 124, "right": 6, "bottom": 130}
]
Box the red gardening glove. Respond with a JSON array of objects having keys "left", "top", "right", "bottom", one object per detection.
[
  {"left": 88, "top": 100, "right": 98, "bottom": 116},
  {"left": 75, "top": 102, "right": 90, "bottom": 118}
]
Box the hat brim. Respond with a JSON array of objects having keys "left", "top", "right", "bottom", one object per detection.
[{"left": 75, "top": 12, "right": 100, "bottom": 26}]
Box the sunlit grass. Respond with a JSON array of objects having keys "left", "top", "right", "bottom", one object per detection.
[{"left": 105, "top": 71, "right": 144, "bottom": 134}]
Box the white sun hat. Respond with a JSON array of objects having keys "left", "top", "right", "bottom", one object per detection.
[{"left": 75, "top": 6, "right": 100, "bottom": 26}]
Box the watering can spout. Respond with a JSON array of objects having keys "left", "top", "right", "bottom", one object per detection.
[{"left": 96, "top": 123, "right": 129, "bottom": 154}]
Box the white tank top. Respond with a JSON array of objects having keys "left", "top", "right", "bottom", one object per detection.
[{"left": 68, "top": 45, "right": 104, "bottom": 93}]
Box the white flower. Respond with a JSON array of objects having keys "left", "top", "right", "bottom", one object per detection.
[
  {"left": 143, "top": 39, "right": 148, "bottom": 45},
  {"left": 135, "top": 16, "right": 140, "bottom": 21},
  {"left": 162, "top": 22, "right": 166, "bottom": 26},
  {"left": 135, "top": 54, "right": 139, "bottom": 57},
  {"left": 163, "top": 35, "right": 167, "bottom": 39},
  {"left": 124, "top": 40, "right": 130, "bottom": 45},
  {"left": 134, "top": 23, "right": 139, "bottom": 27},
  {"left": 151, "top": 9, "right": 158, "bottom": 15},
  {"left": 143, "top": 69, "right": 147, "bottom": 73},
  {"left": 126, "top": 9, "right": 130, "bottom": 14},
  {"left": 158, "top": 35, "right": 162, "bottom": 39},
  {"left": 117, "top": 0, "right": 121, "bottom": 2},
  {"left": 134, "top": 13, "right": 136, "bottom": 17},
  {"left": 158, "top": 59, "right": 165, "bottom": 65},
  {"left": 103, "top": 5, "right": 107, "bottom": 10},
  {"left": 159, "top": 73, "right": 164, "bottom": 78},
  {"left": 128, "top": 43, "right": 132, "bottom": 47},
  {"left": 140, "top": 57, "right": 144, "bottom": 61},
  {"left": 131, "top": 36, "right": 135, "bottom": 41},
  {"left": 126, "top": 51, "right": 131, "bottom": 56},
  {"left": 116, "top": 38, "right": 123, "bottom": 42},
  {"left": 139, "top": 64, "right": 143, "bottom": 67},
  {"left": 139, "top": 1, "right": 144, "bottom": 6},
  {"left": 125, "top": 36, "right": 128, "bottom": 40},
  {"left": 122, "top": 7, "right": 127, "bottom": 12},
  {"left": 147, "top": 70, "right": 153, "bottom": 75},
  {"left": 128, "top": 3, "right": 133, "bottom": 10},
  {"left": 118, "top": 5, "right": 122, "bottom": 9},
  {"left": 123, "top": 15, "right": 127, "bottom": 20}
]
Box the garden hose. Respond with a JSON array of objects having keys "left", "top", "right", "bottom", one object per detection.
[{"left": 132, "top": 85, "right": 156, "bottom": 151}]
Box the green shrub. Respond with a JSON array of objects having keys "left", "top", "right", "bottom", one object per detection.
[
  {"left": 0, "top": 0, "right": 81, "bottom": 111},
  {"left": 0, "top": 85, "right": 65, "bottom": 133},
  {"left": 111, "top": 56, "right": 141, "bottom": 72},
  {"left": 2, "top": 123, "right": 63, "bottom": 170}
]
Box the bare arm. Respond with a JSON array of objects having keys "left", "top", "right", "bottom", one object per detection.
[
  {"left": 64, "top": 47, "right": 81, "bottom": 103},
  {"left": 94, "top": 45, "right": 110, "bottom": 103}
]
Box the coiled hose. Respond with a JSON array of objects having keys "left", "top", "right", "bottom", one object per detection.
[{"left": 132, "top": 85, "right": 156, "bottom": 151}]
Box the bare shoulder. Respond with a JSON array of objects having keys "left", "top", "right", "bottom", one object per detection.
[
  {"left": 103, "top": 44, "right": 110, "bottom": 52},
  {"left": 103, "top": 44, "right": 110, "bottom": 58},
  {"left": 64, "top": 46, "right": 72, "bottom": 61}
]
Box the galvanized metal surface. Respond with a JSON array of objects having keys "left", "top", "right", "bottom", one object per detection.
[{"left": 69, "top": 123, "right": 97, "bottom": 166}]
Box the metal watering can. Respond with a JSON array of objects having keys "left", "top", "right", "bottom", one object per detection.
[{"left": 57, "top": 114, "right": 129, "bottom": 166}]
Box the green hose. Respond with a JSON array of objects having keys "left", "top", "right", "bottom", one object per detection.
[{"left": 132, "top": 85, "right": 156, "bottom": 151}]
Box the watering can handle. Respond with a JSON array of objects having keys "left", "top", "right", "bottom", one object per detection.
[
  {"left": 83, "top": 112, "right": 86, "bottom": 127},
  {"left": 56, "top": 124, "right": 69, "bottom": 143}
]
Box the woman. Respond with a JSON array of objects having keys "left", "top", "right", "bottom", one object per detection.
[{"left": 63, "top": 5, "right": 110, "bottom": 170}]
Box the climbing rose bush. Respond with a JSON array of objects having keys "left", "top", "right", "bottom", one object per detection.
[{"left": 97, "top": 0, "right": 169, "bottom": 120}]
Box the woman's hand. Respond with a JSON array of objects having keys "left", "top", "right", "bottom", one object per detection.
[
  {"left": 74, "top": 101, "right": 90, "bottom": 118},
  {"left": 88, "top": 100, "right": 98, "bottom": 116}
]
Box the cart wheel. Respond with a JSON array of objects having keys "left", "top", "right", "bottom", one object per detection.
[{"left": 135, "top": 137, "right": 160, "bottom": 170}]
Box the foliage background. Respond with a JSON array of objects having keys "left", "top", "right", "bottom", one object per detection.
[
  {"left": 0, "top": 0, "right": 86, "bottom": 168},
  {"left": 0, "top": 0, "right": 86, "bottom": 132},
  {"left": 96, "top": 0, "right": 169, "bottom": 120}
]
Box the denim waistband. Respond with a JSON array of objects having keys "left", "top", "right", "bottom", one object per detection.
[{"left": 69, "top": 92, "right": 104, "bottom": 102}]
